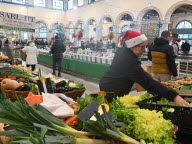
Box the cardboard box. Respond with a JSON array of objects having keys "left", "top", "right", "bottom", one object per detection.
[{"left": 136, "top": 64, "right": 151, "bottom": 92}]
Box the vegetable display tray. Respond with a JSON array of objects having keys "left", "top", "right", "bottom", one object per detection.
[
  {"left": 63, "top": 89, "right": 85, "bottom": 100},
  {"left": 137, "top": 95, "right": 192, "bottom": 134},
  {"left": 1, "top": 86, "right": 38, "bottom": 101}
]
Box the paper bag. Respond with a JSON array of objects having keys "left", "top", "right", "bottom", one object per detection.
[
  {"left": 40, "top": 93, "right": 74, "bottom": 118},
  {"left": 136, "top": 64, "right": 151, "bottom": 92}
]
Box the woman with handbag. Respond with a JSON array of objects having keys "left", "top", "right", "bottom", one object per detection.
[{"left": 22, "top": 41, "right": 38, "bottom": 71}]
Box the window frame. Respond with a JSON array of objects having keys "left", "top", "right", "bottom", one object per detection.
[
  {"left": 67, "top": 0, "right": 73, "bottom": 10},
  {"left": 34, "top": 0, "right": 45, "bottom": 7},
  {"left": 12, "top": 0, "right": 25, "bottom": 4},
  {"left": 176, "top": 20, "right": 192, "bottom": 29},
  {"left": 77, "top": 0, "right": 83, "bottom": 6},
  {"left": 53, "top": 0, "right": 64, "bottom": 10},
  {"left": 88, "top": 0, "right": 96, "bottom": 4}
]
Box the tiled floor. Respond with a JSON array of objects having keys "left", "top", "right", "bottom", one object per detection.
[{"left": 37, "top": 64, "right": 147, "bottom": 96}]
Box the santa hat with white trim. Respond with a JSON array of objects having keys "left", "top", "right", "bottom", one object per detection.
[{"left": 118, "top": 30, "right": 147, "bottom": 48}]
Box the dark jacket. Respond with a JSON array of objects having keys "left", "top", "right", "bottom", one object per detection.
[
  {"left": 181, "top": 42, "right": 190, "bottom": 52},
  {"left": 99, "top": 47, "right": 178, "bottom": 101},
  {"left": 148, "top": 37, "right": 177, "bottom": 77},
  {"left": 51, "top": 40, "right": 66, "bottom": 57}
]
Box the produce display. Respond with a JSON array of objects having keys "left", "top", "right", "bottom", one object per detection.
[
  {"left": 174, "top": 77, "right": 192, "bottom": 84},
  {"left": 1, "top": 79, "right": 38, "bottom": 93},
  {"left": 0, "top": 92, "right": 177, "bottom": 144},
  {"left": 161, "top": 81, "right": 180, "bottom": 91},
  {"left": 0, "top": 68, "right": 34, "bottom": 79},
  {"left": 54, "top": 80, "right": 85, "bottom": 93},
  {"left": 0, "top": 63, "right": 190, "bottom": 144}
]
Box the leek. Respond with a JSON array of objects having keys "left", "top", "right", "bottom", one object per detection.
[{"left": 83, "top": 105, "right": 140, "bottom": 144}]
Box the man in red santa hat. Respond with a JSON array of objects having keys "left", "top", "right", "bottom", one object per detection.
[{"left": 99, "top": 30, "right": 189, "bottom": 106}]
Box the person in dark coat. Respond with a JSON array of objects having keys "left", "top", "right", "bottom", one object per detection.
[
  {"left": 111, "top": 41, "right": 116, "bottom": 49},
  {"left": 99, "top": 30, "right": 189, "bottom": 106},
  {"left": 148, "top": 31, "right": 177, "bottom": 82},
  {"left": 0, "top": 39, "right": 2, "bottom": 51},
  {"left": 51, "top": 36, "right": 66, "bottom": 77},
  {"left": 181, "top": 41, "right": 191, "bottom": 55},
  {"left": 2, "top": 38, "right": 13, "bottom": 63}
]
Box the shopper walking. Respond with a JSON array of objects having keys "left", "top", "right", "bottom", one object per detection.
[
  {"left": 181, "top": 41, "right": 191, "bottom": 55},
  {"left": 2, "top": 38, "right": 13, "bottom": 63},
  {"left": 22, "top": 41, "right": 38, "bottom": 71},
  {"left": 50, "top": 35, "right": 66, "bottom": 77},
  {"left": 172, "top": 41, "right": 179, "bottom": 58},
  {"left": 148, "top": 31, "right": 177, "bottom": 82},
  {"left": 99, "top": 30, "right": 189, "bottom": 106}
]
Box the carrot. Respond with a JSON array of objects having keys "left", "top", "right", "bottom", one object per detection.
[
  {"left": 68, "top": 100, "right": 73, "bottom": 106},
  {"left": 71, "top": 104, "right": 78, "bottom": 112},
  {"left": 65, "top": 115, "right": 78, "bottom": 125},
  {"left": 72, "top": 104, "right": 78, "bottom": 109},
  {"left": 72, "top": 120, "right": 78, "bottom": 125}
]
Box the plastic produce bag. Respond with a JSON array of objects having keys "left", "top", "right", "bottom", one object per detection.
[{"left": 40, "top": 93, "right": 74, "bottom": 118}]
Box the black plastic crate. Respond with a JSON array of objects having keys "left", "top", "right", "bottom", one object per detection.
[{"left": 137, "top": 95, "right": 192, "bottom": 133}]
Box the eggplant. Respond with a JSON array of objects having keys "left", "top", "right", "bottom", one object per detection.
[
  {"left": 63, "top": 87, "right": 73, "bottom": 92},
  {"left": 55, "top": 80, "right": 66, "bottom": 88},
  {"left": 16, "top": 84, "right": 31, "bottom": 91},
  {"left": 26, "top": 79, "right": 37, "bottom": 84},
  {"left": 55, "top": 86, "right": 73, "bottom": 93},
  {"left": 55, "top": 87, "right": 65, "bottom": 93}
]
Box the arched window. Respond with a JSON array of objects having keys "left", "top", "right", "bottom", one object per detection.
[
  {"left": 141, "top": 10, "right": 160, "bottom": 37},
  {"left": 103, "top": 17, "right": 112, "bottom": 24},
  {"left": 88, "top": 19, "right": 96, "bottom": 25},
  {"left": 35, "top": 21, "right": 47, "bottom": 38},
  {"left": 176, "top": 20, "right": 192, "bottom": 45},
  {"left": 176, "top": 20, "right": 192, "bottom": 29},
  {"left": 121, "top": 14, "right": 133, "bottom": 21}
]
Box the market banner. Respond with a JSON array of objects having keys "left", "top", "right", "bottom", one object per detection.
[
  {"left": 7, "top": 35, "right": 18, "bottom": 38},
  {"left": 0, "top": 11, "right": 35, "bottom": 32}
]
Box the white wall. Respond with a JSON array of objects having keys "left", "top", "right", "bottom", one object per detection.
[
  {"left": 65, "top": 0, "right": 192, "bottom": 41},
  {"left": 0, "top": 2, "right": 65, "bottom": 40}
]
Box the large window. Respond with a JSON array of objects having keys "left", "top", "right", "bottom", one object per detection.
[
  {"left": 35, "top": 21, "right": 47, "bottom": 38},
  {"left": 34, "top": 0, "right": 45, "bottom": 7},
  {"left": 12, "top": 0, "right": 25, "bottom": 4},
  {"left": 121, "top": 14, "right": 133, "bottom": 21},
  {"left": 88, "top": 0, "right": 96, "bottom": 4},
  {"left": 67, "top": 0, "right": 73, "bottom": 10},
  {"left": 141, "top": 10, "right": 160, "bottom": 37},
  {"left": 121, "top": 25, "right": 130, "bottom": 33},
  {"left": 78, "top": 0, "right": 83, "bottom": 6},
  {"left": 176, "top": 20, "right": 192, "bottom": 45},
  {"left": 53, "top": 0, "right": 63, "bottom": 10},
  {"left": 176, "top": 20, "right": 192, "bottom": 29}
]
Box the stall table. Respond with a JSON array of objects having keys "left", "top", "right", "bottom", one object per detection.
[{"left": 37, "top": 54, "right": 109, "bottom": 79}]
